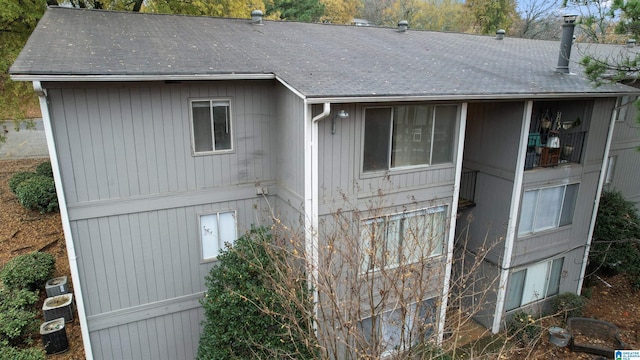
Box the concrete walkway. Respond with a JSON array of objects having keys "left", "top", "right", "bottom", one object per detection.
[{"left": 0, "top": 119, "right": 49, "bottom": 159}]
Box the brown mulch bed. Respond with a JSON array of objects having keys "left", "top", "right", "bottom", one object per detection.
[{"left": 1, "top": 158, "right": 85, "bottom": 359}]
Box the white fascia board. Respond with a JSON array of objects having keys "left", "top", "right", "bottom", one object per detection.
[
  {"left": 305, "top": 92, "right": 640, "bottom": 104},
  {"left": 11, "top": 73, "right": 276, "bottom": 82}
]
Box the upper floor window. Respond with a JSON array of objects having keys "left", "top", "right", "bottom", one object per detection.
[
  {"left": 360, "top": 206, "right": 447, "bottom": 273},
  {"left": 518, "top": 184, "right": 579, "bottom": 236},
  {"left": 363, "top": 105, "right": 457, "bottom": 172},
  {"left": 190, "top": 99, "right": 232, "bottom": 154}
]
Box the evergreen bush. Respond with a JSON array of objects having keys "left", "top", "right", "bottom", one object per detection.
[
  {"left": 0, "top": 344, "right": 45, "bottom": 360},
  {"left": 0, "top": 286, "right": 39, "bottom": 344},
  {"left": 0, "top": 252, "right": 56, "bottom": 291},
  {"left": 35, "top": 161, "right": 53, "bottom": 178},
  {"left": 197, "top": 226, "right": 316, "bottom": 360},
  {"left": 589, "top": 190, "right": 640, "bottom": 288},
  {"left": 8, "top": 172, "right": 36, "bottom": 194},
  {"left": 15, "top": 175, "right": 58, "bottom": 213},
  {"left": 552, "top": 292, "right": 587, "bottom": 323}
]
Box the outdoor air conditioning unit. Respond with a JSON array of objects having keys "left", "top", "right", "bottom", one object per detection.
[
  {"left": 43, "top": 294, "right": 74, "bottom": 323},
  {"left": 40, "top": 318, "right": 69, "bottom": 355},
  {"left": 45, "top": 276, "right": 70, "bottom": 297}
]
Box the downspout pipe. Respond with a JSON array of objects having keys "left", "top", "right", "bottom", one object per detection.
[
  {"left": 33, "top": 81, "right": 94, "bottom": 359},
  {"left": 307, "top": 102, "right": 330, "bottom": 334}
]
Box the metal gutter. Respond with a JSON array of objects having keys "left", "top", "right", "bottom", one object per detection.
[
  {"left": 10, "top": 73, "right": 276, "bottom": 82},
  {"left": 438, "top": 103, "right": 468, "bottom": 344},
  {"left": 304, "top": 92, "right": 640, "bottom": 104},
  {"left": 491, "top": 100, "right": 534, "bottom": 334},
  {"left": 33, "top": 81, "right": 94, "bottom": 359},
  {"left": 577, "top": 100, "right": 618, "bottom": 292}
]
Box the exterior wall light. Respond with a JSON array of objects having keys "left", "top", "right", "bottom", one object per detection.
[{"left": 332, "top": 110, "right": 349, "bottom": 134}]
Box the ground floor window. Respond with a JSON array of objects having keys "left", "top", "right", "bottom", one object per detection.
[
  {"left": 359, "top": 298, "right": 437, "bottom": 356},
  {"left": 360, "top": 205, "right": 447, "bottom": 273},
  {"left": 200, "top": 211, "right": 237, "bottom": 261},
  {"left": 505, "top": 257, "right": 564, "bottom": 311}
]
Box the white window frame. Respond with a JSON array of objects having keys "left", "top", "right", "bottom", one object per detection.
[
  {"left": 362, "top": 104, "right": 458, "bottom": 173},
  {"left": 199, "top": 210, "right": 238, "bottom": 262},
  {"left": 360, "top": 205, "right": 447, "bottom": 273},
  {"left": 505, "top": 258, "right": 564, "bottom": 311},
  {"left": 359, "top": 298, "right": 438, "bottom": 357},
  {"left": 518, "top": 183, "right": 579, "bottom": 236},
  {"left": 189, "top": 98, "right": 233, "bottom": 155}
]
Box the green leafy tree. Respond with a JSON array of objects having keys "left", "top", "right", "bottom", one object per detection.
[
  {"left": 266, "top": 0, "right": 324, "bottom": 22},
  {"left": 145, "top": 0, "right": 265, "bottom": 18},
  {"left": 612, "top": 0, "right": 640, "bottom": 39},
  {"left": 0, "top": 0, "right": 46, "bottom": 138},
  {"left": 466, "top": 0, "right": 517, "bottom": 34},
  {"left": 589, "top": 190, "right": 640, "bottom": 288}
]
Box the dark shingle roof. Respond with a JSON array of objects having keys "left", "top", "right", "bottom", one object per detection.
[{"left": 10, "top": 7, "right": 640, "bottom": 98}]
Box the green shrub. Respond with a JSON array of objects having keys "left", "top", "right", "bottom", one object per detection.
[
  {"left": 15, "top": 175, "right": 58, "bottom": 213},
  {"left": 35, "top": 161, "right": 53, "bottom": 178},
  {"left": 0, "top": 252, "right": 55, "bottom": 291},
  {"left": 0, "top": 286, "right": 39, "bottom": 344},
  {"left": 506, "top": 311, "right": 542, "bottom": 346},
  {"left": 197, "top": 226, "right": 316, "bottom": 360},
  {"left": 0, "top": 344, "right": 45, "bottom": 360},
  {"left": 8, "top": 172, "right": 36, "bottom": 194},
  {"left": 589, "top": 190, "right": 640, "bottom": 288},
  {"left": 552, "top": 292, "right": 587, "bottom": 323}
]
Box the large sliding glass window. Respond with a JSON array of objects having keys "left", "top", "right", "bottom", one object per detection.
[
  {"left": 505, "top": 258, "right": 564, "bottom": 311},
  {"left": 518, "top": 184, "right": 579, "bottom": 235},
  {"left": 363, "top": 105, "right": 457, "bottom": 172}
]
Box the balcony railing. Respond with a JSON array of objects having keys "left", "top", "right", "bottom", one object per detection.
[{"left": 525, "top": 131, "right": 586, "bottom": 170}]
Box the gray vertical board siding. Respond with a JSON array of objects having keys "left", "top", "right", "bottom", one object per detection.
[
  {"left": 89, "top": 307, "right": 202, "bottom": 360},
  {"left": 583, "top": 98, "right": 615, "bottom": 167},
  {"left": 46, "top": 81, "right": 277, "bottom": 205},
  {"left": 69, "top": 197, "right": 269, "bottom": 316},
  {"left": 275, "top": 85, "right": 306, "bottom": 197},
  {"left": 609, "top": 96, "right": 640, "bottom": 206}
]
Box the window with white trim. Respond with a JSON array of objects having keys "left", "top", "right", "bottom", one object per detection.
[
  {"left": 360, "top": 206, "right": 447, "bottom": 273},
  {"left": 359, "top": 298, "right": 437, "bottom": 356},
  {"left": 363, "top": 105, "right": 457, "bottom": 172},
  {"left": 190, "top": 99, "right": 232, "bottom": 154},
  {"left": 505, "top": 258, "right": 564, "bottom": 311},
  {"left": 518, "top": 184, "right": 579, "bottom": 236},
  {"left": 200, "top": 211, "right": 237, "bottom": 261}
]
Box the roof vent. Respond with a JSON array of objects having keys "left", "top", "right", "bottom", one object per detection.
[
  {"left": 496, "top": 29, "right": 506, "bottom": 40},
  {"left": 251, "top": 10, "right": 264, "bottom": 25},
  {"left": 556, "top": 13, "right": 578, "bottom": 73},
  {"left": 398, "top": 20, "right": 408, "bottom": 33},
  {"left": 628, "top": 39, "right": 636, "bottom": 48}
]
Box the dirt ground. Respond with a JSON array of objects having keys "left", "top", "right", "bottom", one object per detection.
[
  {"left": 1, "top": 157, "right": 638, "bottom": 359},
  {"left": 0, "top": 158, "right": 85, "bottom": 359}
]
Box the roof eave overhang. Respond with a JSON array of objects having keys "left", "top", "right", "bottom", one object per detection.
[
  {"left": 9, "top": 73, "right": 277, "bottom": 82},
  {"left": 304, "top": 91, "right": 640, "bottom": 104}
]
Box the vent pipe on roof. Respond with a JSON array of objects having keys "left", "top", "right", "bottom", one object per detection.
[
  {"left": 556, "top": 14, "right": 578, "bottom": 73},
  {"left": 251, "top": 10, "right": 264, "bottom": 25},
  {"left": 398, "top": 20, "right": 408, "bottom": 33},
  {"left": 496, "top": 29, "right": 506, "bottom": 40},
  {"left": 628, "top": 39, "right": 636, "bottom": 48}
]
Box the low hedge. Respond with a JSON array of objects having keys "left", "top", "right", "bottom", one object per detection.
[
  {"left": 8, "top": 172, "right": 37, "bottom": 194},
  {"left": 35, "top": 161, "right": 53, "bottom": 178},
  {"left": 15, "top": 175, "right": 58, "bottom": 213},
  {"left": 0, "top": 252, "right": 56, "bottom": 291},
  {"left": 0, "top": 286, "right": 39, "bottom": 345}
]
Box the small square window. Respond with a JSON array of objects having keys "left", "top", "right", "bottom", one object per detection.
[
  {"left": 190, "top": 99, "right": 232, "bottom": 154},
  {"left": 200, "top": 211, "right": 237, "bottom": 261}
]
